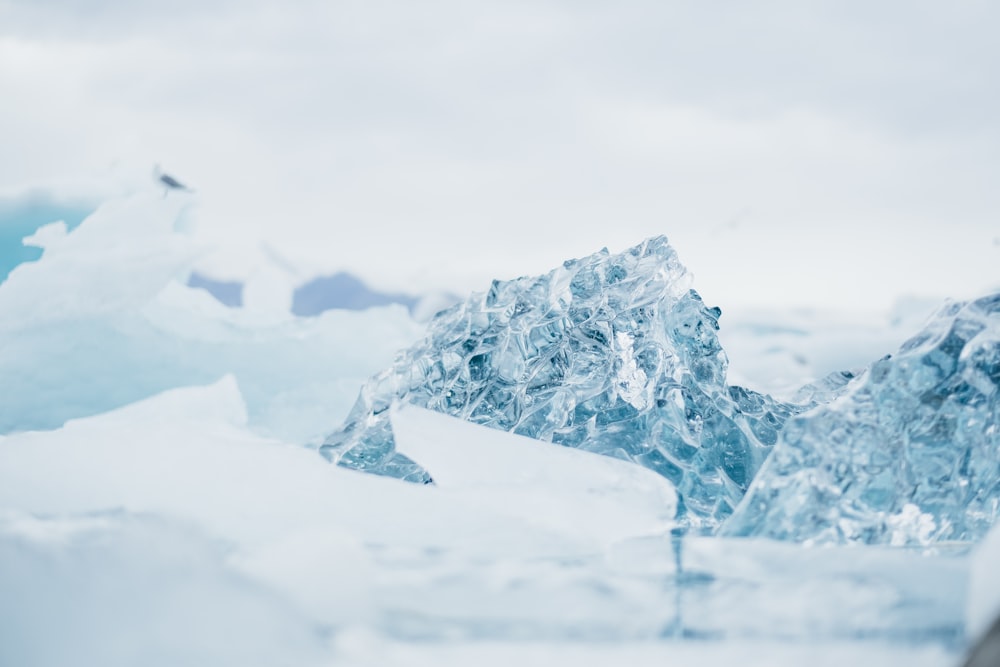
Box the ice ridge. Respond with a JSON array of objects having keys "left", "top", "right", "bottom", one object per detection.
[
  {"left": 723, "top": 293, "right": 1000, "bottom": 546},
  {"left": 322, "top": 236, "right": 799, "bottom": 531}
]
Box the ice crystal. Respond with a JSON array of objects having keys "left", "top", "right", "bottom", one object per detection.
[{"left": 323, "top": 237, "right": 798, "bottom": 530}]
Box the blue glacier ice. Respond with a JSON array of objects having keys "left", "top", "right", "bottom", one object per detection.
[
  {"left": 723, "top": 293, "right": 1000, "bottom": 546},
  {"left": 322, "top": 237, "right": 800, "bottom": 531}
]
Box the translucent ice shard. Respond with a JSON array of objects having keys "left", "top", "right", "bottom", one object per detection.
[
  {"left": 723, "top": 293, "right": 1000, "bottom": 546},
  {"left": 322, "top": 237, "right": 798, "bottom": 531}
]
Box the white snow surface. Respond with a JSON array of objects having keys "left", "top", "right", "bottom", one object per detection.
[{"left": 0, "top": 194, "right": 984, "bottom": 665}]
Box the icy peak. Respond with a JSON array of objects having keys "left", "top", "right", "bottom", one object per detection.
[{"left": 323, "top": 236, "right": 797, "bottom": 531}]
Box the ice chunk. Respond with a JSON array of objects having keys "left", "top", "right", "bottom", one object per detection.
[
  {"left": 0, "top": 193, "right": 422, "bottom": 442},
  {"left": 323, "top": 237, "right": 799, "bottom": 531},
  {"left": 392, "top": 405, "right": 677, "bottom": 544},
  {"left": 723, "top": 293, "right": 1000, "bottom": 546}
]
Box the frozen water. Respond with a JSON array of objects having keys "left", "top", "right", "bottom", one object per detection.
[
  {"left": 0, "top": 378, "right": 679, "bottom": 648},
  {"left": 392, "top": 404, "right": 677, "bottom": 545},
  {"left": 322, "top": 236, "right": 799, "bottom": 531},
  {"left": 0, "top": 193, "right": 422, "bottom": 442},
  {"left": 3, "top": 374, "right": 957, "bottom": 652},
  {"left": 723, "top": 293, "right": 1000, "bottom": 546},
  {"left": 0, "top": 188, "right": 982, "bottom": 664}
]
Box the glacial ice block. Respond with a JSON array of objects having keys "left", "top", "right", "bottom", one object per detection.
[
  {"left": 723, "top": 293, "right": 1000, "bottom": 546},
  {"left": 322, "top": 236, "right": 798, "bottom": 530}
]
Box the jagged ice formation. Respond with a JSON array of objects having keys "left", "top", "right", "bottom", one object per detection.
[
  {"left": 723, "top": 293, "right": 1000, "bottom": 546},
  {"left": 322, "top": 237, "right": 800, "bottom": 531}
]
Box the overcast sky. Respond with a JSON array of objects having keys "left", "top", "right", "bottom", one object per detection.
[{"left": 1, "top": 0, "right": 998, "bottom": 311}]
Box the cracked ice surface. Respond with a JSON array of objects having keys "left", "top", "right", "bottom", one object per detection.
[
  {"left": 723, "top": 293, "right": 1000, "bottom": 546},
  {"left": 323, "top": 237, "right": 799, "bottom": 531}
]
